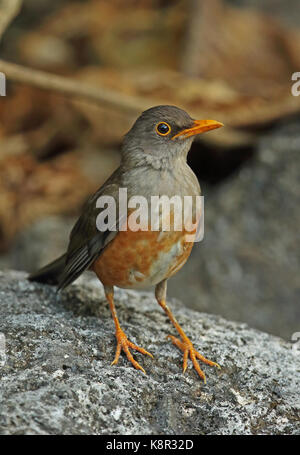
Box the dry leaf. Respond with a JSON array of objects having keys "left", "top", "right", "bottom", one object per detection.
[
  {"left": 182, "top": 0, "right": 300, "bottom": 96},
  {"left": 0, "top": 0, "right": 22, "bottom": 42},
  {"left": 73, "top": 67, "right": 300, "bottom": 144},
  {"left": 0, "top": 149, "right": 119, "bottom": 251}
]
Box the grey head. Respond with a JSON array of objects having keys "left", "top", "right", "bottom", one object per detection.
[{"left": 121, "top": 105, "right": 223, "bottom": 169}]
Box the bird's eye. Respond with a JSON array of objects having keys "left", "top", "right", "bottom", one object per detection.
[{"left": 156, "top": 122, "right": 171, "bottom": 136}]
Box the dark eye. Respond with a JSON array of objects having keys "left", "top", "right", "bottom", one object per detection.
[{"left": 156, "top": 122, "right": 171, "bottom": 136}]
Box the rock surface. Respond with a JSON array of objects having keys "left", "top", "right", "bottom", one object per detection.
[
  {"left": 169, "top": 120, "right": 300, "bottom": 339},
  {"left": 0, "top": 270, "right": 299, "bottom": 435}
]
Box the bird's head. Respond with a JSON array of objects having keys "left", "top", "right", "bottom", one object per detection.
[{"left": 122, "top": 105, "right": 223, "bottom": 168}]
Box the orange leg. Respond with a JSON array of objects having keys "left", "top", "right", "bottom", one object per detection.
[
  {"left": 105, "top": 289, "right": 153, "bottom": 374},
  {"left": 155, "top": 281, "right": 220, "bottom": 383}
]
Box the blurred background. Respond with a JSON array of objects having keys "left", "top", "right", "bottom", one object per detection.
[{"left": 0, "top": 0, "right": 299, "bottom": 340}]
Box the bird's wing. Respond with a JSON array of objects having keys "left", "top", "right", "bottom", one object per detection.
[{"left": 57, "top": 167, "right": 124, "bottom": 290}]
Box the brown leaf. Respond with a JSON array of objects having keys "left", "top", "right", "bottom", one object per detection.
[
  {"left": 0, "top": 149, "right": 119, "bottom": 251},
  {"left": 182, "top": 0, "right": 300, "bottom": 96},
  {"left": 0, "top": 0, "right": 22, "bottom": 42},
  {"left": 73, "top": 67, "right": 300, "bottom": 146}
]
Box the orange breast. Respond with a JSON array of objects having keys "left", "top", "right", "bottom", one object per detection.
[{"left": 92, "top": 226, "right": 195, "bottom": 289}]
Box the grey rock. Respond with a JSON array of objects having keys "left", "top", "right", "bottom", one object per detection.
[
  {"left": 0, "top": 270, "right": 299, "bottom": 435},
  {"left": 169, "top": 121, "right": 300, "bottom": 339},
  {"left": 0, "top": 216, "right": 75, "bottom": 273}
]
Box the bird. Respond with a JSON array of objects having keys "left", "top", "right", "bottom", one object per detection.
[{"left": 29, "top": 105, "right": 223, "bottom": 382}]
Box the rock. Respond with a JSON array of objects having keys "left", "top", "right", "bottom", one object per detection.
[
  {"left": 0, "top": 270, "right": 299, "bottom": 435},
  {"left": 169, "top": 120, "right": 300, "bottom": 339},
  {"left": 0, "top": 216, "right": 75, "bottom": 273}
]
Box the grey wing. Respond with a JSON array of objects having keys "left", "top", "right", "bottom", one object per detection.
[
  {"left": 57, "top": 231, "right": 112, "bottom": 291},
  {"left": 57, "top": 172, "right": 124, "bottom": 291}
]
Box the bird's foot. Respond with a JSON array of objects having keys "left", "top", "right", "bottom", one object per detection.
[
  {"left": 167, "top": 334, "right": 220, "bottom": 383},
  {"left": 111, "top": 327, "right": 153, "bottom": 374}
]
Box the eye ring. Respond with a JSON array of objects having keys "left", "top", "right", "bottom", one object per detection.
[{"left": 156, "top": 121, "right": 171, "bottom": 136}]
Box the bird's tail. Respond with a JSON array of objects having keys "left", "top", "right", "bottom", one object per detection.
[{"left": 28, "top": 253, "right": 67, "bottom": 285}]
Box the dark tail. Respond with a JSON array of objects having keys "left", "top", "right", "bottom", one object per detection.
[{"left": 28, "top": 253, "right": 67, "bottom": 285}]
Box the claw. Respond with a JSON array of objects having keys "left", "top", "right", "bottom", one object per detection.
[
  {"left": 167, "top": 334, "right": 220, "bottom": 382},
  {"left": 111, "top": 327, "right": 153, "bottom": 374}
]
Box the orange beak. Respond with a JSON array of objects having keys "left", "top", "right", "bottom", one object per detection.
[{"left": 172, "top": 119, "right": 223, "bottom": 140}]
